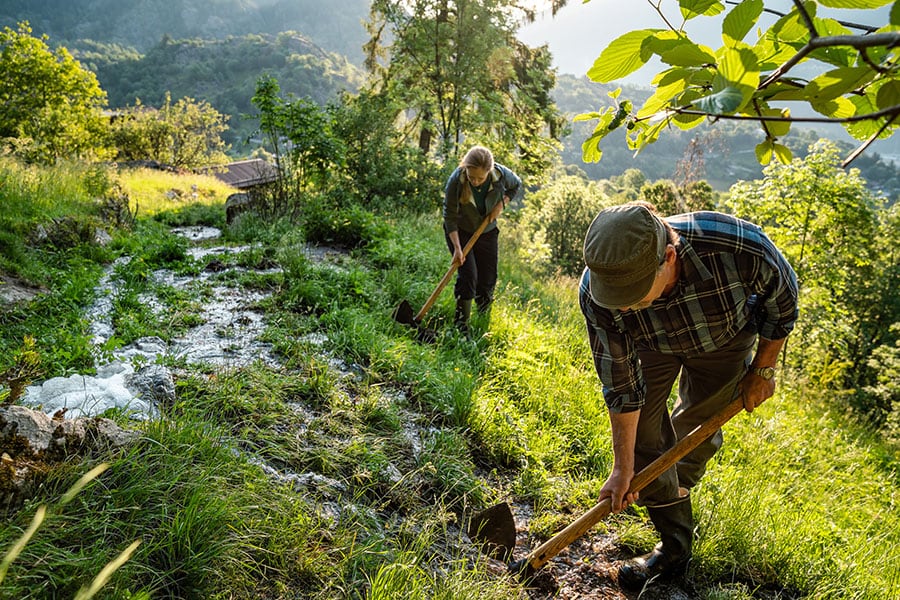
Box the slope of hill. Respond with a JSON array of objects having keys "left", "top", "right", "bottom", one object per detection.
[
  {"left": 0, "top": 0, "right": 370, "bottom": 65},
  {"left": 87, "top": 32, "right": 365, "bottom": 150}
]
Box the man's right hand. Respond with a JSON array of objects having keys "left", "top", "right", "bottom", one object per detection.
[{"left": 599, "top": 468, "right": 638, "bottom": 513}]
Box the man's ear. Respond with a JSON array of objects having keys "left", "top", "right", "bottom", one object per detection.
[{"left": 664, "top": 244, "right": 677, "bottom": 264}]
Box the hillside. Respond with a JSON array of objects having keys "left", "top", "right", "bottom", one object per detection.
[
  {"left": 87, "top": 32, "right": 366, "bottom": 150},
  {"left": 0, "top": 0, "right": 371, "bottom": 64},
  {"left": 1, "top": 161, "right": 898, "bottom": 599}
]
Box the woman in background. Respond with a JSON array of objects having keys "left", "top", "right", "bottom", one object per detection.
[{"left": 442, "top": 145, "right": 523, "bottom": 335}]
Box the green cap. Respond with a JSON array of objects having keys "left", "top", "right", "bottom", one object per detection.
[{"left": 583, "top": 204, "right": 667, "bottom": 308}]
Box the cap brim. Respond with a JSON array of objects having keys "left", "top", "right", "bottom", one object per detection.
[{"left": 589, "top": 267, "right": 657, "bottom": 309}]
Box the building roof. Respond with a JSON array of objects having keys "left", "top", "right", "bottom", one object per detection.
[{"left": 204, "top": 159, "right": 278, "bottom": 189}]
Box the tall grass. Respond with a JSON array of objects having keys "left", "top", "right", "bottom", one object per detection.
[{"left": 3, "top": 164, "right": 899, "bottom": 599}]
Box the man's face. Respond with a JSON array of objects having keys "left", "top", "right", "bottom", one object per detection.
[{"left": 620, "top": 246, "right": 673, "bottom": 312}]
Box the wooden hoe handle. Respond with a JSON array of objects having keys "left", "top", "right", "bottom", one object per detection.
[
  {"left": 414, "top": 215, "right": 492, "bottom": 322},
  {"left": 522, "top": 395, "right": 745, "bottom": 573}
]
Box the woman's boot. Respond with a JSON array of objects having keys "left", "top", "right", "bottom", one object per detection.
[{"left": 454, "top": 298, "right": 472, "bottom": 336}]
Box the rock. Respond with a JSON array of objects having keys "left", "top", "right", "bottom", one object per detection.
[
  {"left": 225, "top": 192, "right": 253, "bottom": 225},
  {"left": 0, "top": 405, "right": 139, "bottom": 511},
  {"left": 126, "top": 364, "right": 176, "bottom": 405}
]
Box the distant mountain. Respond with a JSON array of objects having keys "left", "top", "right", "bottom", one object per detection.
[
  {"left": 92, "top": 33, "right": 365, "bottom": 151},
  {"left": 0, "top": 0, "right": 370, "bottom": 65}
]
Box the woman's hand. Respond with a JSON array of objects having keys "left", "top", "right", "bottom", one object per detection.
[
  {"left": 489, "top": 196, "right": 508, "bottom": 222},
  {"left": 452, "top": 245, "right": 465, "bottom": 266}
]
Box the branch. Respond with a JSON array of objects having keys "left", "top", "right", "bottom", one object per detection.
[
  {"left": 791, "top": 0, "right": 818, "bottom": 36},
  {"left": 841, "top": 112, "right": 898, "bottom": 168},
  {"left": 723, "top": 0, "right": 880, "bottom": 33},
  {"left": 759, "top": 32, "right": 900, "bottom": 89},
  {"left": 660, "top": 102, "right": 900, "bottom": 125}
]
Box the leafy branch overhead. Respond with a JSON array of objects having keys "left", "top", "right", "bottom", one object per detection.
[{"left": 575, "top": 0, "right": 900, "bottom": 167}]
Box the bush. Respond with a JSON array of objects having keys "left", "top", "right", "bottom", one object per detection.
[{"left": 517, "top": 175, "right": 610, "bottom": 276}]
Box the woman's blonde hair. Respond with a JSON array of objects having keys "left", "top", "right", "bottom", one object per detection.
[{"left": 458, "top": 146, "right": 494, "bottom": 205}]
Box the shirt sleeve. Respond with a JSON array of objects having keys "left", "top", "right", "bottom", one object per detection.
[
  {"left": 753, "top": 231, "right": 800, "bottom": 340},
  {"left": 499, "top": 165, "right": 524, "bottom": 205},
  {"left": 579, "top": 269, "right": 646, "bottom": 412},
  {"left": 443, "top": 168, "right": 462, "bottom": 234}
]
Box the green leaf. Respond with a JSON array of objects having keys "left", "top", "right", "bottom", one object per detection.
[
  {"left": 755, "top": 139, "right": 774, "bottom": 164},
  {"left": 695, "top": 86, "right": 745, "bottom": 113},
  {"left": 723, "top": 0, "right": 764, "bottom": 46},
  {"left": 811, "top": 96, "right": 857, "bottom": 118},
  {"left": 818, "top": 0, "right": 891, "bottom": 7},
  {"left": 769, "top": 7, "right": 812, "bottom": 43},
  {"left": 673, "top": 112, "right": 706, "bottom": 129},
  {"left": 587, "top": 29, "right": 661, "bottom": 83},
  {"left": 680, "top": 0, "right": 725, "bottom": 20},
  {"left": 582, "top": 133, "right": 604, "bottom": 162},
  {"left": 845, "top": 94, "right": 883, "bottom": 139},
  {"left": 893, "top": 2, "right": 900, "bottom": 25},
  {"left": 719, "top": 47, "right": 759, "bottom": 87},
  {"left": 773, "top": 143, "right": 793, "bottom": 164},
  {"left": 759, "top": 106, "right": 792, "bottom": 137},
  {"left": 876, "top": 79, "right": 900, "bottom": 108},
  {"left": 752, "top": 37, "right": 800, "bottom": 70},
  {"left": 638, "top": 68, "right": 692, "bottom": 118},
  {"left": 711, "top": 46, "right": 759, "bottom": 112},
  {"left": 807, "top": 67, "right": 874, "bottom": 101},
  {"left": 807, "top": 18, "right": 855, "bottom": 67},
  {"left": 656, "top": 39, "right": 718, "bottom": 67}
]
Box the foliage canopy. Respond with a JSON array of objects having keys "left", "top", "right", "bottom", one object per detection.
[
  {"left": 0, "top": 22, "right": 111, "bottom": 163},
  {"left": 572, "top": 0, "right": 900, "bottom": 167}
]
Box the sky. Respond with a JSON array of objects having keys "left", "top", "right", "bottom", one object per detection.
[{"left": 517, "top": 1, "right": 893, "bottom": 84}]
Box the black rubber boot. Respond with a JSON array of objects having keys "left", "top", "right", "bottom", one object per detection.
[
  {"left": 454, "top": 298, "right": 472, "bottom": 337},
  {"left": 475, "top": 295, "right": 493, "bottom": 316},
  {"left": 618, "top": 494, "right": 693, "bottom": 590}
]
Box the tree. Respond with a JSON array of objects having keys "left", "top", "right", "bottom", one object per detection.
[
  {"left": 250, "top": 74, "right": 345, "bottom": 215},
  {"left": 110, "top": 94, "right": 230, "bottom": 169},
  {"left": 571, "top": 0, "right": 900, "bottom": 168},
  {"left": 0, "top": 22, "right": 111, "bottom": 163},
  {"left": 364, "top": 0, "right": 565, "bottom": 180},
  {"left": 726, "top": 140, "right": 900, "bottom": 401},
  {"left": 519, "top": 175, "right": 610, "bottom": 275}
]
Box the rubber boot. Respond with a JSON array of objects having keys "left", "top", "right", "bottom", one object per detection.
[
  {"left": 475, "top": 295, "right": 493, "bottom": 316},
  {"left": 454, "top": 298, "right": 472, "bottom": 337},
  {"left": 618, "top": 494, "right": 693, "bottom": 590}
]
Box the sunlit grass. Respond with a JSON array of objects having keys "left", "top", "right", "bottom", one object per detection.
[
  {"left": 4, "top": 166, "right": 900, "bottom": 599},
  {"left": 695, "top": 401, "right": 900, "bottom": 597},
  {"left": 116, "top": 167, "right": 235, "bottom": 216}
]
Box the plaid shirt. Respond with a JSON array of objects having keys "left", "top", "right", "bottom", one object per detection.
[{"left": 579, "top": 211, "right": 799, "bottom": 413}]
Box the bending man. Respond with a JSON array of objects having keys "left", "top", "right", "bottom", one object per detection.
[{"left": 579, "top": 201, "right": 799, "bottom": 589}]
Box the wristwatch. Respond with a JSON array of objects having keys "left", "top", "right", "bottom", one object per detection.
[{"left": 751, "top": 366, "right": 776, "bottom": 380}]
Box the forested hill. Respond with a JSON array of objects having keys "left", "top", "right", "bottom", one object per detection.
[
  {"left": 6, "top": 0, "right": 899, "bottom": 194},
  {"left": 86, "top": 33, "right": 365, "bottom": 150},
  {"left": 0, "top": 0, "right": 370, "bottom": 64}
]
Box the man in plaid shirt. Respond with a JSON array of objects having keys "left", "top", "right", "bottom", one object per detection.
[{"left": 579, "top": 202, "right": 798, "bottom": 589}]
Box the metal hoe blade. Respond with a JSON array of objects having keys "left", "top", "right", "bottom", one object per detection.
[{"left": 468, "top": 502, "right": 516, "bottom": 562}]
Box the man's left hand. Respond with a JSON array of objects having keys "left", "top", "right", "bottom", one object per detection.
[{"left": 739, "top": 371, "right": 775, "bottom": 412}]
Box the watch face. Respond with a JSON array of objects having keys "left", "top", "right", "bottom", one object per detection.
[{"left": 756, "top": 367, "right": 775, "bottom": 380}]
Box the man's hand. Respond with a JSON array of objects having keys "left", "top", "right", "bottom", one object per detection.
[
  {"left": 599, "top": 468, "right": 638, "bottom": 513},
  {"left": 739, "top": 371, "right": 776, "bottom": 412}
]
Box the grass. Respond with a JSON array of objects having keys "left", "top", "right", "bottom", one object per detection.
[{"left": 2, "top": 160, "right": 899, "bottom": 599}]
